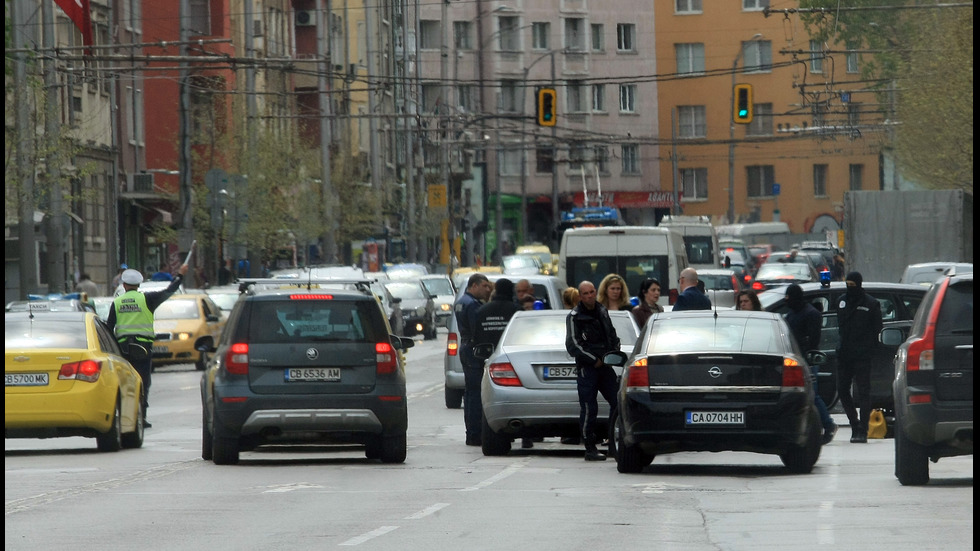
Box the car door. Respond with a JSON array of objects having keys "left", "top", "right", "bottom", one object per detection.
[{"left": 765, "top": 291, "right": 838, "bottom": 408}]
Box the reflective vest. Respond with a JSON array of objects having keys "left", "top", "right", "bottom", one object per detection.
[{"left": 113, "top": 291, "right": 155, "bottom": 343}]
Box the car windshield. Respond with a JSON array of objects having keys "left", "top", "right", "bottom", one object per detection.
[
  {"left": 385, "top": 281, "right": 426, "bottom": 300},
  {"left": 756, "top": 263, "right": 812, "bottom": 280},
  {"left": 154, "top": 299, "right": 200, "bottom": 320},
  {"left": 502, "top": 313, "right": 637, "bottom": 347},
  {"left": 5, "top": 318, "right": 89, "bottom": 349},
  {"left": 208, "top": 293, "right": 239, "bottom": 311},
  {"left": 504, "top": 256, "right": 537, "bottom": 269},
  {"left": 646, "top": 316, "right": 782, "bottom": 354},
  {"left": 421, "top": 278, "right": 454, "bottom": 296}
]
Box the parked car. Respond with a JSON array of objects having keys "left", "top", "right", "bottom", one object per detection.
[
  {"left": 751, "top": 262, "right": 819, "bottom": 292},
  {"left": 5, "top": 311, "right": 145, "bottom": 451},
  {"left": 200, "top": 278, "right": 415, "bottom": 464},
  {"left": 886, "top": 271, "right": 973, "bottom": 485},
  {"left": 748, "top": 243, "right": 776, "bottom": 270},
  {"left": 899, "top": 262, "right": 973, "bottom": 287},
  {"left": 444, "top": 273, "right": 569, "bottom": 409},
  {"left": 719, "top": 241, "right": 754, "bottom": 284},
  {"left": 797, "top": 241, "right": 839, "bottom": 273},
  {"left": 383, "top": 279, "right": 438, "bottom": 340},
  {"left": 420, "top": 274, "right": 457, "bottom": 328},
  {"left": 759, "top": 281, "right": 928, "bottom": 421},
  {"left": 502, "top": 254, "right": 544, "bottom": 276},
  {"left": 611, "top": 310, "right": 822, "bottom": 474},
  {"left": 6, "top": 293, "right": 96, "bottom": 314},
  {"left": 477, "top": 310, "right": 640, "bottom": 456},
  {"left": 385, "top": 263, "right": 429, "bottom": 280},
  {"left": 151, "top": 294, "right": 227, "bottom": 371},
  {"left": 695, "top": 268, "right": 743, "bottom": 308},
  {"left": 516, "top": 243, "right": 557, "bottom": 275}
]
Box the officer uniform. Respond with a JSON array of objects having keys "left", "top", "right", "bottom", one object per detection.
[
  {"left": 835, "top": 271, "right": 882, "bottom": 443},
  {"left": 565, "top": 300, "right": 620, "bottom": 460},
  {"left": 454, "top": 280, "right": 487, "bottom": 445}
]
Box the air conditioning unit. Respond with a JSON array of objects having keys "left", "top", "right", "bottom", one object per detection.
[
  {"left": 127, "top": 172, "right": 154, "bottom": 193},
  {"left": 253, "top": 19, "right": 263, "bottom": 37},
  {"left": 295, "top": 10, "right": 315, "bottom": 27}
]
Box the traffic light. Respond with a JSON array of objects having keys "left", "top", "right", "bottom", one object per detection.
[
  {"left": 733, "top": 83, "right": 753, "bottom": 124},
  {"left": 536, "top": 88, "right": 557, "bottom": 127}
]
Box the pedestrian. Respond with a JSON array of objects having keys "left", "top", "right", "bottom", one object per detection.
[
  {"left": 105, "top": 264, "right": 188, "bottom": 428},
  {"left": 831, "top": 254, "right": 846, "bottom": 281},
  {"left": 631, "top": 278, "right": 664, "bottom": 329},
  {"left": 735, "top": 290, "right": 762, "bottom": 311},
  {"left": 565, "top": 280, "right": 620, "bottom": 461},
  {"left": 836, "top": 271, "right": 882, "bottom": 443},
  {"left": 515, "top": 279, "right": 535, "bottom": 308},
  {"left": 110, "top": 264, "right": 127, "bottom": 294},
  {"left": 471, "top": 279, "right": 524, "bottom": 447},
  {"left": 74, "top": 273, "right": 100, "bottom": 300},
  {"left": 454, "top": 273, "right": 493, "bottom": 445},
  {"left": 673, "top": 268, "right": 712, "bottom": 311},
  {"left": 562, "top": 287, "right": 580, "bottom": 309},
  {"left": 784, "top": 284, "right": 837, "bottom": 444},
  {"left": 597, "top": 273, "right": 633, "bottom": 312}
]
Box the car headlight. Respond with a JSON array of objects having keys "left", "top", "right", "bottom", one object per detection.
[
  {"left": 177, "top": 332, "right": 192, "bottom": 341},
  {"left": 440, "top": 303, "right": 451, "bottom": 312}
]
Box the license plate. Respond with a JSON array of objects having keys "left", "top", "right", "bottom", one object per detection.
[
  {"left": 686, "top": 411, "right": 745, "bottom": 425},
  {"left": 285, "top": 367, "right": 341, "bottom": 382},
  {"left": 5, "top": 373, "right": 50, "bottom": 387},
  {"left": 542, "top": 366, "right": 577, "bottom": 379},
  {"left": 152, "top": 346, "right": 169, "bottom": 354}
]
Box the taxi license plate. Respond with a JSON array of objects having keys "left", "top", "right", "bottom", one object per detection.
[
  {"left": 542, "top": 366, "right": 577, "bottom": 380},
  {"left": 152, "top": 346, "right": 169, "bottom": 354},
  {"left": 285, "top": 368, "right": 341, "bottom": 382},
  {"left": 686, "top": 411, "right": 745, "bottom": 425},
  {"left": 5, "top": 373, "right": 49, "bottom": 387}
]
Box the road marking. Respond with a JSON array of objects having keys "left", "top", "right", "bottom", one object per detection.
[
  {"left": 406, "top": 382, "right": 443, "bottom": 401},
  {"left": 459, "top": 463, "right": 524, "bottom": 492},
  {"left": 339, "top": 526, "right": 399, "bottom": 546},
  {"left": 262, "top": 483, "right": 324, "bottom": 493},
  {"left": 404, "top": 502, "right": 450, "bottom": 519}
]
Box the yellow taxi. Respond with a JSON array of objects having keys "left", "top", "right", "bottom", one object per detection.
[
  {"left": 5, "top": 311, "right": 144, "bottom": 451},
  {"left": 516, "top": 243, "right": 556, "bottom": 275},
  {"left": 151, "top": 294, "right": 226, "bottom": 371}
]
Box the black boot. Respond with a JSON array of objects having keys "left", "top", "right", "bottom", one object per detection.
[{"left": 850, "top": 425, "right": 867, "bottom": 443}]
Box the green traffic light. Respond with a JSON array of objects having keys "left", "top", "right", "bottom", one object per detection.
[{"left": 738, "top": 109, "right": 748, "bottom": 117}]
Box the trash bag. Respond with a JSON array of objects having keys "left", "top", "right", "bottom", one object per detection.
[{"left": 867, "top": 409, "right": 887, "bottom": 439}]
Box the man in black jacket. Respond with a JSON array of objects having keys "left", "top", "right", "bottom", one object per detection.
[
  {"left": 785, "top": 284, "right": 837, "bottom": 444},
  {"left": 565, "top": 280, "right": 620, "bottom": 461},
  {"left": 471, "top": 279, "right": 523, "bottom": 448},
  {"left": 836, "top": 272, "right": 882, "bottom": 443}
]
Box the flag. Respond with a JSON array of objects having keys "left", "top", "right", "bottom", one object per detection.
[{"left": 54, "top": 0, "right": 93, "bottom": 51}]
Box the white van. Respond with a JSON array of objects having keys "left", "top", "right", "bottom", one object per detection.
[
  {"left": 658, "top": 215, "right": 719, "bottom": 271},
  {"left": 714, "top": 222, "right": 790, "bottom": 244},
  {"left": 558, "top": 226, "right": 689, "bottom": 307}
]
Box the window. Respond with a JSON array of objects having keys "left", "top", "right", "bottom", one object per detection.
[
  {"left": 743, "top": 0, "right": 769, "bottom": 9},
  {"left": 592, "top": 84, "right": 605, "bottom": 111},
  {"left": 594, "top": 146, "right": 610, "bottom": 173},
  {"left": 499, "top": 80, "right": 519, "bottom": 112},
  {"left": 849, "top": 164, "right": 863, "bottom": 191},
  {"left": 498, "top": 16, "right": 520, "bottom": 50},
  {"left": 747, "top": 165, "right": 776, "bottom": 197},
  {"left": 568, "top": 143, "right": 588, "bottom": 171},
  {"left": 747, "top": 103, "right": 773, "bottom": 135},
  {"left": 813, "top": 164, "right": 828, "bottom": 197},
  {"left": 675, "top": 0, "right": 702, "bottom": 13},
  {"left": 419, "top": 20, "right": 440, "bottom": 49},
  {"left": 421, "top": 83, "right": 440, "bottom": 113},
  {"left": 453, "top": 21, "right": 472, "bottom": 49},
  {"left": 809, "top": 40, "right": 824, "bottom": 73},
  {"left": 846, "top": 42, "right": 859, "bottom": 73},
  {"left": 621, "top": 144, "right": 640, "bottom": 174},
  {"left": 616, "top": 24, "right": 636, "bottom": 52},
  {"left": 678, "top": 105, "right": 706, "bottom": 138},
  {"left": 619, "top": 84, "right": 636, "bottom": 113},
  {"left": 499, "top": 148, "right": 522, "bottom": 176},
  {"left": 591, "top": 24, "right": 604, "bottom": 52},
  {"left": 536, "top": 148, "right": 555, "bottom": 173},
  {"left": 847, "top": 102, "right": 861, "bottom": 126},
  {"left": 681, "top": 168, "right": 708, "bottom": 200},
  {"left": 456, "top": 85, "right": 473, "bottom": 112},
  {"left": 532, "top": 22, "right": 549, "bottom": 50},
  {"left": 189, "top": 0, "right": 211, "bottom": 35},
  {"left": 566, "top": 80, "right": 586, "bottom": 112},
  {"left": 565, "top": 18, "right": 585, "bottom": 51},
  {"left": 742, "top": 40, "right": 772, "bottom": 72},
  {"left": 676, "top": 43, "right": 705, "bottom": 75}
]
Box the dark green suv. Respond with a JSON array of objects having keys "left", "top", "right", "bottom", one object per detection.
[{"left": 200, "top": 279, "right": 414, "bottom": 465}]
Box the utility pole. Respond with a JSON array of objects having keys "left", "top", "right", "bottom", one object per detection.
[
  {"left": 440, "top": 0, "right": 452, "bottom": 268},
  {"left": 14, "top": 0, "right": 39, "bottom": 298},
  {"left": 318, "top": 0, "right": 337, "bottom": 262},
  {"left": 42, "top": 0, "right": 66, "bottom": 293},
  {"left": 178, "top": 0, "right": 196, "bottom": 286}
]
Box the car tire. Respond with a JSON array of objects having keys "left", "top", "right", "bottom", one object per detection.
[
  {"left": 365, "top": 438, "right": 381, "bottom": 460},
  {"left": 379, "top": 432, "right": 407, "bottom": 464},
  {"left": 211, "top": 409, "right": 240, "bottom": 465},
  {"left": 444, "top": 387, "right": 464, "bottom": 409},
  {"left": 615, "top": 413, "right": 652, "bottom": 473},
  {"left": 780, "top": 409, "right": 821, "bottom": 474},
  {"left": 201, "top": 410, "right": 213, "bottom": 461},
  {"left": 96, "top": 399, "right": 123, "bottom": 452},
  {"left": 121, "top": 398, "right": 145, "bottom": 449},
  {"left": 481, "top": 414, "right": 512, "bottom": 456},
  {"left": 895, "top": 423, "right": 930, "bottom": 486}
]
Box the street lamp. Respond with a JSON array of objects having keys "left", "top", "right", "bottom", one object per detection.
[{"left": 728, "top": 33, "right": 763, "bottom": 224}]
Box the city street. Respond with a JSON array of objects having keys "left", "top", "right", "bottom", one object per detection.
[{"left": 5, "top": 330, "right": 973, "bottom": 551}]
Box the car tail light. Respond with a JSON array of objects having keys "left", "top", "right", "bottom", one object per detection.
[
  {"left": 59, "top": 359, "right": 103, "bottom": 382},
  {"left": 906, "top": 278, "right": 948, "bottom": 372},
  {"left": 625, "top": 357, "right": 649, "bottom": 389},
  {"left": 781, "top": 357, "right": 806, "bottom": 387},
  {"left": 751, "top": 281, "right": 765, "bottom": 291},
  {"left": 225, "top": 342, "right": 249, "bottom": 375},
  {"left": 290, "top": 294, "right": 333, "bottom": 300},
  {"left": 447, "top": 332, "right": 458, "bottom": 356},
  {"left": 668, "top": 288, "right": 678, "bottom": 305},
  {"left": 488, "top": 362, "right": 522, "bottom": 386},
  {"left": 376, "top": 342, "right": 399, "bottom": 374}
]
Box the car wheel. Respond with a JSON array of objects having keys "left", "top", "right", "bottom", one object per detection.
[
  {"left": 481, "top": 413, "right": 512, "bottom": 456},
  {"left": 615, "top": 413, "right": 652, "bottom": 473},
  {"left": 365, "top": 438, "right": 381, "bottom": 460},
  {"left": 780, "top": 409, "right": 821, "bottom": 474},
  {"left": 121, "top": 397, "right": 145, "bottom": 449},
  {"left": 211, "top": 410, "right": 240, "bottom": 465},
  {"left": 379, "top": 432, "right": 407, "bottom": 464},
  {"left": 201, "top": 410, "right": 213, "bottom": 461},
  {"left": 96, "top": 399, "right": 123, "bottom": 452},
  {"left": 444, "top": 387, "right": 463, "bottom": 409},
  {"left": 895, "top": 422, "right": 930, "bottom": 486}
]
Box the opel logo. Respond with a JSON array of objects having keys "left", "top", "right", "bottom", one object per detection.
[
  {"left": 708, "top": 366, "right": 722, "bottom": 378},
  {"left": 306, "top": 348, "right": 319, "bottom": 360}
]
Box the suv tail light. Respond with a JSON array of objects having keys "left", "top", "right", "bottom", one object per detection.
[
  {"left": 59, "top": 359, "right": 102, "bottom": 382},
  {"left": 625, "top": 357, "right": 649, "bottom": 389},
  {"left": 225, "top": 342, "right": 249, "bottom": 375},
  {"left": 488, "top": 362, "right": 522, "bottom": 386},
  {"left": 751, "top": 281, "right": 765, "bottom": 291},
  {"left": 447, "top": 332, "right": 458, "bottom": 356},
  {"left": 905, "top": 278, "right": 946, "bottom": 372},
  {"left": 781, "top": 357, "right": 805, "bottom": 387},
  {"left": 376, "top": 342, "right": 398, "bottom": 374}
]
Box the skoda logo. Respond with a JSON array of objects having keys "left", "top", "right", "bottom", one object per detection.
[
  {"left": 708, "top": 366, "right": 723, "bottom": 378},
  {"left": 306, "top": 348, "right": 319, "bottom": 360}
]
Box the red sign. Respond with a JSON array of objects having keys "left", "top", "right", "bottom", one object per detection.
[{"left": 569, "top": 191, "right": 681, "bottom": 209}]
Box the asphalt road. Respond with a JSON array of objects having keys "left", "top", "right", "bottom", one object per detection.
[{"left": 5, "top": 329, "right": 973, "bottom": 550}]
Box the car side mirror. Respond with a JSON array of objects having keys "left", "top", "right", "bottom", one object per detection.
[
  {"left": 392, "top": 335, "right": 415, "bottom": 351},
  {"left": 602, "top": 350, "right": 628, "bottom": 367},
  {"left": 206, "top": 314, "right": 220, "bottom": 322},
  {"left": 392, "top": 297, "right": 403, "bottom": 304},
  {"left": 880, "top": 327, "right": 904, "bottom": 346},
  {"left": 472, "top": 343, "right": 495, "bottom": 361}
]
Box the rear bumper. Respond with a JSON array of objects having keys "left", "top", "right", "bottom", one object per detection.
[
  {"left": 5, "top": 384, "right": 116, "bottom": 434},
  {"left": 896, "top": 395, "right": 973, "bottom": 454}
]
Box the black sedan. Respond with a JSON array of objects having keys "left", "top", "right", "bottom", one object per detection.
[
  {"left": 612, "top": 310, "right": 822, "bottom": 474},
  {"left": 383, "top": 279, "right": 438, "bottom": 340}
]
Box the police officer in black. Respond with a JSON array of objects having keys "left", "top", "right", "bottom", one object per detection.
[
  {"left": 565, "top": 280, "right": 620, "bottom": 461},
  {"left": 454, "top": 273, "right": 493, "bottom": 445},
  {"left": 471, "top": 279, "right": 523, "bottom": 448},
  {"left": 836, "top": 271, "right": 882, "bottom": 443}
]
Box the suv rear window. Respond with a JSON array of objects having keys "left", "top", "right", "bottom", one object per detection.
[
  {"left": 936, "top": 280, "right": 973, "bottom": 334},
  {"left": 248, "top": 299, "right": 386, "bottom": 343}
]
